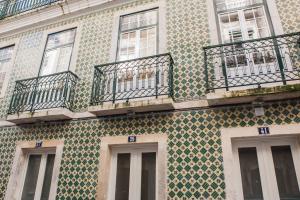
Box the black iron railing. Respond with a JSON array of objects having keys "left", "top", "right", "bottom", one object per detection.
[
  {"left": 90, "top": 53, "right": 174, "bottom": 105},
  {"left": 204, "top": 32, "right": 300, "bottom": 91},
  {"left": 0, "top": 0, "right": 60, "bottom": 19},
  {"left": 8, "top": 71, "right": 78, "bottom": 114}
]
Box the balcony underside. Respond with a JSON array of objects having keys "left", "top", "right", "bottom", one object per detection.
[
  {"left": 0, "top": 0, "right": 60, "bottom": 19},
  {"left": 7, "top": 108, "right": 74, "bottom": 124},
  {"left": 89, "top": 97, "right": 174, "bottom": 116},
  {"left": 207, "top": 83, "right": 300, "bottom": 106}
]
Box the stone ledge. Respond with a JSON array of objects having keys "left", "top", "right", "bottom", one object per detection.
[
  {"left": 88, "top": 97, "right": 175, "bottom": 116},
  {"left": 207, "top": 84, "right": 300, "bottom": 106},
  {"left": 6, "top": 108, "right": 74, "bottom": 124}
]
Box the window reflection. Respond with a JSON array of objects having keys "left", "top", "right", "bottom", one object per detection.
[{"left": 40, "top": 29, "right": 76, "bottom": 76}]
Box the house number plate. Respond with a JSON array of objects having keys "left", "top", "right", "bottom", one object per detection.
[
  {"left": 128, "top": 136, "right": 137, "bottom": 143},
  {"left": 258, "top": 127, "right": 270, "bottom": 135},
  {"left": 36, "top": 140, "right": 43, "bottom": 148}
]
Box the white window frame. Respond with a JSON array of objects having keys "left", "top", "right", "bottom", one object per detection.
[
  {"left": 96, "top": 134, "right": 167, "bottom": 200},
  {"left": 206, "top": 0, "right": 284, "bottom": 46},
  {"left": 109, "top": 0, "right": 167, "bottom": 62},
  {"left": 39, "top": 28, "right": 77, "bottom": 76},
  {"left": 4, "top": 140, "right": 64, "bottom": 200},
  {"left": 221, "top": 124, "right": 300, "bottom": 200},
  {"left": 108, "top": 144, "right": 158, "bottom": 200},
  {"left": 0, "top": 39, "right": 19, "bottom": 98},
  {"left": 118, "top": 13, "right": 159, "bottom": 61},
  {"left": 36, "top": 22, "right": 83, "bottom": 77}
]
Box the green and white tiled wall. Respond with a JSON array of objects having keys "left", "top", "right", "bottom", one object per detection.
[
  {"left": 0, "top": 100, "right": 299, "bottom": 199},
  {"left": 0, "top": 0, "right": 299, "bottom": 199},
  {"left": 0, "top": 0, "right": 299, "bottom": 118}
]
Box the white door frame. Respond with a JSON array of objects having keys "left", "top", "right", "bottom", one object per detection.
[
  {"left": 107, "top": 144, "right": 158, "bottom": 200},
  {"left": 232, "top": 137, "right": 300, "bottom": 199},
  {"left": 221, "top": 124, "right": 300, "bottom": 200},
  {"left": 96, "top": 134, "right": 167, "bottom": 200}
]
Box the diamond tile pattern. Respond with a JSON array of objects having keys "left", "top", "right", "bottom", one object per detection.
[
  {"left": 276, "top": 0, "right": 300, "bottom": 33},
  {"left": 0, "top": 100, "right": 299, "bottom": 199},
  {"left": 0, "top": 0, "right": 299, "bottom": 116},
  {"left": 0, "top": 0, "right": 299, "bottom": 199}
]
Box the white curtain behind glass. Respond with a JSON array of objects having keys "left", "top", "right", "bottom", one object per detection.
[
  {"left": 0, "top": 46, "right": 14, "bottom": 95},
  {"left": 40, "top": 29, "right": 76, "bottom": 76}
]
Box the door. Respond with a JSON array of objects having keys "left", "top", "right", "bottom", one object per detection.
[
  {"left": 233, "top": 138, "right": 300, "bottom": 200},
  {"left": 108, "top": 145, "right": 157, "bottom": 200}
]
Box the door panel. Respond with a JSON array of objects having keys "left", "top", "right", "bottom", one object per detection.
[
  {"left": 235, "top": 139, "right": 300, "bottom": 200},
  {"left": 238, "top": 147, "right": 264, "bottom": 200},
  {"left": 271, "top": 146, "right": 300, "bottom": 200},
  {"left": 109, "top": 147, "right": 157, "bottom": 200}
]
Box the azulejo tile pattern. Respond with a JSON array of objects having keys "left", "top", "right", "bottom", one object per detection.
[
  {"left": 0, "top": 0, "right": 299, "bottom": 199},
  {"left": 0, "top": 0, "right": 299, "bottom": 117},
  {"left": 0, "top": 100, "right": 299, "bottom": 200},
  {"left": 275, "top": 0, "right": 300, "bottom": 33}
]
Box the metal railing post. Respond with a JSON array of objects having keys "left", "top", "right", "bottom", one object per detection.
[
  {"left": 63, "top": 72, "right": 70, "bottom": 109},
  {"left": 272, "top": 37, "right": 287, "bottom": 85},
  {"left": 112, "top": 64, "right": 117, "bottom": 103},
  {"left": 169, "top": 55, "right": 174, "bottom": 99},
  {"left": 155, "top": 57, "right": 159, "bottom": 98},
  {"left": 203, "top": 49, "right": 210, "bottom": 93}
]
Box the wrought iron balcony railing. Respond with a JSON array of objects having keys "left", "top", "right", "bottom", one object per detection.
[
  {"left": 0, "top": 0, "right": 60, "bottom": 19},
  {"left": 8, "top": 71, "right": 78, "bottom": 115},
  {"left": 204, "top": 32, "right": 300, "bottom": 91},
  {"left": 90, "top": 53, "right": 174, "bottom": 106}
]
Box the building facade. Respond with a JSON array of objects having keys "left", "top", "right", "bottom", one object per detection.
[{"left": 0, "top": 0, "right": 299, "bottom": 199}]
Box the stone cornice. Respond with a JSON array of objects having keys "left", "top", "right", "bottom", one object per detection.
[{"left": 0, "top": 0, "right": 137, "bottom": 37}]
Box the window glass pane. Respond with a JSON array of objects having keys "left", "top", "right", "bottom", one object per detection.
[
  {"left": 40, "top": 50, "right": 59, "bottom": 75},
  {"left": 238, "top": 147, "right": 263, "bottom": 200},
  {"left": 141, "top": 153, "right": 156, "bottom": 200},
  {"left": 140, "top": 28, "right": 156, "bottom": 58},
  {"left": 121, "top": 14, "right": 138, "bottom": 31},
  {"left": 115, "top": 153, "right": 130, "bottom": 200},
  {"left": 119, "top": 9, "right": 157, "bottom": 61},
  {"left": 21, "top": 155, "right": 42, "bottom": 200},
  {"left": 56, "top": 45, "right": 73, "bottom": 73},
  {"left": 139, "top": 10, "right": 157, "bottom": 27},
  {"left": 40, "top": 29, "right": 76, "bottom": 76},
  {"left": 0, "top": 46, "right": 14, "bottom": 94},
  {"left": 121, "top": 10, "right": 157, "bottom": 31},
  {"left": 46, "top": 29, "right": 76, "bottom": 50},
  {"left": 243, "top": 7, "right": 270, "bottom": 39},
  {"left": 216, "top": 0, "right": 263, "bottom": 11},
  {"left": 219, "top": 12, "right": 243, "bottom": 43},
  {"left": 119, "top": 32, "right": 137, "bottom": 61},
  {"left": 0, "top": 1, "right": 6, "bottom": 11},
  {"left": 41, "top": 154, "right": 56, "bottom": 200},
  {"left": 271, "top": 146, "right": 300, "bottom": 200}
]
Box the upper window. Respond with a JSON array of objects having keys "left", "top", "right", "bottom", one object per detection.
[
  {"left": 118, "top": 9, "right": 158, "bottom": 61},
  {"left": 0, "top": 45, "right": 14, "bottom": 97},
  {"left": 39, "top": 28, "right": 76, "bottom": 76},
  {"left": 21, "top": 152, "right": 56, "bottom": 200},
  {"left": 215, "top": 0, "right": 271, "bottom": 43}
]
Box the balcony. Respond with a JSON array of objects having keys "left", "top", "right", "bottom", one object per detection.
[
  {"left": 0, "top": 0, "right": 60, "bottom": 19},
  {"left": 204, "top": 32, "right": 300, "bottom": 105},
  {"left": 7, "top": 71, "right": 78, "bottom": 124},
  {"left": 89, "top": 53, "right": 175, "bottom": 116}
]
